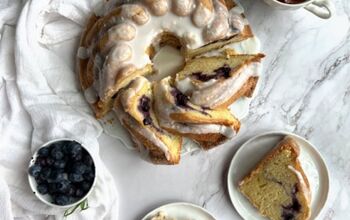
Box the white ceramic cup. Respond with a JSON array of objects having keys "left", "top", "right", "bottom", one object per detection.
[{"left": 263, "top": 0, "right": 335, "bottom": 19}]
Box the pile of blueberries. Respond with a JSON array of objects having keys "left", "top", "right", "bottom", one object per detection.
[{"left": 28, "top": 140, "right": 95, "bottom": 206}]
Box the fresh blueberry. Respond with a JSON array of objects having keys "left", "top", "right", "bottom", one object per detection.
[
  {"left": 28, "top": 164, "right": 42, "bottom": 178},
  {"left": 37, "top": 183, "right": 48, "bottom": 195},
  {"left": 35, "top": 156, "right": 47, "bottom": 167},
  {"left": 46, "top": 157, "right": 55, "bottom": 166},
  {"left": 53, "top": 160, "right": 66, "bottom": 169},
  {"left": 35, "top": 175, "right": 46, "bottom": 185},
  {"left": 83, "top": 155, "right": 93, "bottom": 167},
  {"left": 72, "top": 162, "right": 87, "bottom": 175},
  {"left": 61, "top": 141, "right": 72, "bottom": 153},
  {"left": 85, "top": 165, "right": 93, "bottom": 173},
  {"left": 75, "top": 188, "right": 84, "bottom": 198},
  {"left": 68, "top": 142, "right": 82, "bottom": 158},
  {"left": 83, "top": 171, "right": 95, "bottom": 181},
  {"left": 56, "top": 180, "right": 70, "bottom": 193},
  {"left": 49, "top": 169, "right": 65, "bottom": 183},
  {"left": 39, "top": 167, "right": 52, "bottom": 180},
  {"left": 48, "top": 183, "right": 58, "bottom": 194},
  {"left": 54, "top": 194, "right": 70, "bottom": 206},
  {"left": 81, "top": 181, "right": 92, "bottom": 192},
  {"left": 68, "top": 173, "right": 83, "bottom": 183},
  {"left": 66, "top": 185, "right": 76, "bottom": 196},
  {"left": 37, "top": 147, "right": 50, "bottom": 157},
  {"left": 73, "top": 152, "right": 83, "bottom": 161},
  {"left": 50, "top": 145, "right": 64, "bottom": 160}
]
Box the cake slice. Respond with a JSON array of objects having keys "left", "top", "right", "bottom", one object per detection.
[
  {"left": 175, "top": 54, "right": 264, "bottom": 109},
  {"left": 114, "top": 77, "right": 182, "bottom": 164},
  {"left": 153, "top": 77, "right": 240, "bottom": 149},
  {"left": 239, "top": 136, "right": 311, "bottom": 220}
]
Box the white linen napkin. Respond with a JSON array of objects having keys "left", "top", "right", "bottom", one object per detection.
[{"left": 0, "top": 0, "right": 119, "bottom": 219}]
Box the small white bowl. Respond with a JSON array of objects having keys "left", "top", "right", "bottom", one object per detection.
[{"left": 28, "top": 138, "right": 97, "bottom": 209}]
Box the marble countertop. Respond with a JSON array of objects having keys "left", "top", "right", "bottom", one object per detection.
[{"left": 99, "top": 0, "right": 349, "bottom": 219}]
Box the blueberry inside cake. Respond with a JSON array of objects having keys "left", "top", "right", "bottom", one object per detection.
[
  {"left": 239, "top": 137, "right": 311, "bottom": 220},
  {"left": 114, "top": 77, "right": 182, "bottom": 164},
  {"left": 175, "top": 54, "right": 264, "bottom": 109},
  {"left": 153, "top": 77, "right": 240, "bottom": 149}
]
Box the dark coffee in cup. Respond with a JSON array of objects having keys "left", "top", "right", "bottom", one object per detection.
[{"left": 278, "top": 0, "right": 306, "bottom": 4}]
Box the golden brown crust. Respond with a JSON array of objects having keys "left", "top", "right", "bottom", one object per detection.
[
  {"left": 169, "top": 110, "right": 239, "bottom": 126},
  {"left": 200, "top": 0, "right": 214, "bottom": 11},
  {"left": 84, "top": 8, "right": 123, "bottom": 46},
  {"left": 215, "top": 76, "right": 258, "bottom": 109},
  {"left": 164, "top": 127, "right": 227, "bottom": 146},
  {"left": 77, "top": 14, "right": 99, "bottom": 90},
  {"left": 223, "top": 0, "right": 236, "bottom": 9},
  {"left": 163, "top": 123, "right": 239, "bottom": 150},
  {"left": 212, "top": 53, "right": 265, "bottom": 109},
  {"left": 122, "top": 119, "right": 181, "bottom": 165},
  {"left": 187, "top": 25, "right": 254, "bottom": 59}
]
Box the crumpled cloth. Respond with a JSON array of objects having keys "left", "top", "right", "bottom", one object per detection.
[{"left": 0, "top": 0, "right": 119, "bottom": 219}]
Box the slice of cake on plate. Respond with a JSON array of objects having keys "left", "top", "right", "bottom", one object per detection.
[{"left": 239, "top": 136, "right": 311, "bottom": 220}]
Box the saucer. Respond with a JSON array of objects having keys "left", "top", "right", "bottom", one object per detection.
[
  {"left": 227, "top": 131, "right": 329, "bottom": 219},
  {"left": 141, "top": 202, "right": 216, "bottom": 220}
]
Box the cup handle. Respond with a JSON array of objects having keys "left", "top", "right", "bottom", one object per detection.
[{"left": 304, "top": 0, "right": 335, "bottom": 19}]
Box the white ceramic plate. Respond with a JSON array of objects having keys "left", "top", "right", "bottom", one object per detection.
[
  {"left": 142, "top": 202, "right": 216, "bottom": 220},
  {"left": 227, "top": 131, "right": 329, "bottom": 220}
]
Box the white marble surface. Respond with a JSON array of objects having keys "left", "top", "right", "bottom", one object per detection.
[{"left": 98, "top": 0, "right": 350, "bottom": 219}]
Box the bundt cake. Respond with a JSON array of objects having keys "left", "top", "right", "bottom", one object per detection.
[
  {"left": 114, "top": 77, "right": 182, "bottom": 164},
  {"left": 77, "top": 0, "right": 255, "bottom": 118},
  {"left": 77, "top": 0, "right": 265, "bottom": 164},
  {"left": 239, "top": 136, "right": 311, "bottom": 220}
]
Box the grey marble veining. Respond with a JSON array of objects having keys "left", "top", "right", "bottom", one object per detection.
[{"left": 99, "top": 0, "right": 350, "bottom": 219}]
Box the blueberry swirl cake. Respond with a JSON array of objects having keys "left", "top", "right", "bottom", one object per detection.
[
  {"left": 77, "top": 0, "right": 265, "bottom": 164},
  {"left": 114, "top": 77, "right": 182, "bottom": 164},
  {"left": 239, "top": 137, "right": 311, "bottom": 220}
]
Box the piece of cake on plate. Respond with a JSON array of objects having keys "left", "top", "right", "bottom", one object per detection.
[
  {"left": 150, "top": 211, "right": 175, "bottom": 220},
  {"left": 239, "top": 136, "right": 311, "bottom": 220}
]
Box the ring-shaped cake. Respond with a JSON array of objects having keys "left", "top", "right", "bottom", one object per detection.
[{"left": 77, "top": 0, "right": 265, "bottom": 164}]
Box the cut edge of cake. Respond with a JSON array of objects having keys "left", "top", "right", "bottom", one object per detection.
[{"left": 238, "top": 136, "right": 311, "bottom": 220}]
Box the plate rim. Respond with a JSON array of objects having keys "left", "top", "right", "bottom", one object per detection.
[
  {"left": 141, "top": 202, "right": 216, "bottom": 220},
  {"left": 227, "top": 130, "right": 330, "bottom": 220}
]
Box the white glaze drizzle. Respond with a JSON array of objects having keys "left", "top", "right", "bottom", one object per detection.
[
  {"left": 288, "top": 165, "right": 312, "bottom": 203},
  {"left": 114, "top": 94, "right": 171, "bottom": 161},
  {"left": 192, "top": 2, "right": 214, "bottom": 27},
  {"left": 154, "top": 77, "right": 235, "bottom": 137},
  {"left": 120, "top": 77, "right": 148, "bottom": 110},
  {"left": 198, "top": 37, "right": 260, "bottom": 57},
  {"left": 84, "top": 86, "right": 98, "bottom": 103},
  {"left": 204, "top": 0, "right": 229, "bottom": 42},
  {"left": 145, "top": 0, "right": 170, "bottom": 16},
  {"left": 189, "top": 62, "right": 260, "bottom": 107},
  {"left": 121, "top": 4, "right": 150, "bottom": 25},
  {"left": 172, "top": 0, "right": 196, "bottom": 16}
]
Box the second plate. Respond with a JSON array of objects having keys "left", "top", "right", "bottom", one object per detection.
[{"left": 227, "top": 131, "right": 329, "bottom": 220}]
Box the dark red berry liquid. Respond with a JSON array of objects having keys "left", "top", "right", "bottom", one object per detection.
[{"left": 277, "top": 0, "right": 306, "bottom": 4}]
